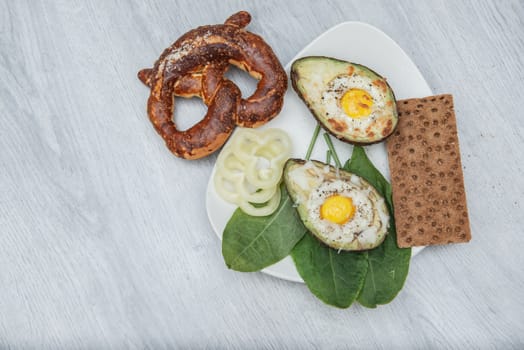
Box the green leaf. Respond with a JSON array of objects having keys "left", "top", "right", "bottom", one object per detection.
[
  {"left": 222, "top": 184, "right": 307, "bottom": 272},
  {"left": 291, "top": 234, "right": 368, "bottom": 308},
  {"left": 344, "top": 146, "right": 411, "bottom": 308},
  {"left": 343, "top": 146, "right": 393, "bottom": 209}
]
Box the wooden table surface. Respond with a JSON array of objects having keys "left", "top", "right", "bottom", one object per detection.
[{"left": 2, "top": 0, "right": 523, "bottom": 348}]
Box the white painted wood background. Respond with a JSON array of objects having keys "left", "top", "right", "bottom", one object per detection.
[{"left": 1, "top": 0, "right": 523, "bottom": 348}]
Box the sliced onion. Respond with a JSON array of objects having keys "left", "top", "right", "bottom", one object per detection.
[
  {"left": 213, "top": 128, "right": 291, "bottom": 216},
  {"left": 238, "top": 187, "right": 281, "bottom": 217}
]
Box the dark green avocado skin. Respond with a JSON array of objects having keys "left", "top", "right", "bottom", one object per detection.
[{"left": 291, "top": 56, "right": 398, "bottom": 145}]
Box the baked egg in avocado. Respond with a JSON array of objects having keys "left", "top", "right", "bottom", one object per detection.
[
  {"left": 284, "top": 159, "right": 389, "bottom": 251},
  {"left": 291, "top": 56, "right": 398, "bottom": 144}
]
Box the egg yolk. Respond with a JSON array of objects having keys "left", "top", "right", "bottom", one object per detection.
[
  {"left": 320, "top": 195, "right": 355, "bottom": 225},
  {"left": 340, "top": 89, "right": 373, "bottom": 118}
]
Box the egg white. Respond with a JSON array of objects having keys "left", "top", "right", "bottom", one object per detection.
[
  {"left": 306, "top": 178, "right": 390, "bottom": 249},
  {"left": 321, "top": 74, "right": 388, "bottom": 133}
]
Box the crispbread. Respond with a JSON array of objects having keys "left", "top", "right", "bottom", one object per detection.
[{"left": 386, "top": 94, "right": 471, "bottom": 247}]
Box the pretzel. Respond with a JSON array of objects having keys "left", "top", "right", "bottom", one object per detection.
[{"left": 137, "top": 11, "right": 288, "bottom": 159}]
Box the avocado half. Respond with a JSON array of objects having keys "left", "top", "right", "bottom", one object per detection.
[
  {"left": 283, "top": 158, "right": 389, "bottom": 251},
  {"left": 291, "top": 56, "right": 398, "bottom": 145}
]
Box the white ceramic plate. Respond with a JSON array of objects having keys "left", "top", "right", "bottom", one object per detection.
[{"left": 206, "top": 21, "right": 431, "bottom": 283}]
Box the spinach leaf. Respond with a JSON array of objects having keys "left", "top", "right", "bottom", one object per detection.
[
  {"left": 222, "top": 184, "right": 307, "bottom": 272},
  {"left": 344, "top": 146, "right": 411, "bottom": 308},
  {"left": 344, "top": 146, "right": 393, "bottom": 209},
  {"left": 291, "top": 234, "right": 368, "bottom": 308}
]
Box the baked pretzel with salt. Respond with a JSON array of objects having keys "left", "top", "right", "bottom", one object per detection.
[{"left": 138, "top": 11, "right": 287, "bottom": 159}]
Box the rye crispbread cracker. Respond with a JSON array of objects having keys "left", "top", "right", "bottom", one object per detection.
[{"left": 386, "top": 94, "right": 471, "bottom": 247}]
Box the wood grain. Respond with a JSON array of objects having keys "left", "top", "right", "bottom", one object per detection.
[{"left": 1, "top": 0, "right": 523, "bottom": 348}]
